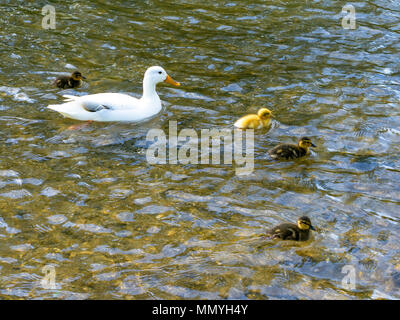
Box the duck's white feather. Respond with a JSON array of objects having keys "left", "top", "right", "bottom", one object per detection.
[{"left": 48, "top": 93, "right": 161, "bottom": 122}]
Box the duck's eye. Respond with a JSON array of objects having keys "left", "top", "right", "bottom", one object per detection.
[{"left": 158, "top": 71, "right": 162, "bottom": 74}]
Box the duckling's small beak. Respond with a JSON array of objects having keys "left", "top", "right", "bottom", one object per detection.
[
  {"left": 270, "top": 113, "right": 275, "bottom": 118},
  {"left": 311, "top": 143, "right": 316, "bottom": 148},
  {"left": 82, "top": 76, "right": 86, "bottom": 80},
  {"left": 310, "top": 225, "right": 316, "bottom": 231},
  {"left": 165, "top": 74, "right": 180, "bottom": 86}
]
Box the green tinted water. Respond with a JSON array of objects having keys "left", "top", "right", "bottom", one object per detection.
[{"left": 0, "top": 0, "right": 399, "bottom": 299}]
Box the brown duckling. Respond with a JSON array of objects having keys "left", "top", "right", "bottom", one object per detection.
[
  {"left": 234, "top": 108, "right": 273, "bottom": 129},
  {"left": 54, "top": 71, "right": 86, "bottom": 89},
  {"left": 268, "top": 136, "right": 316, "bottom": 160},
  {"left": 266, "top": 216, "right": 316, "bottom": 241}
]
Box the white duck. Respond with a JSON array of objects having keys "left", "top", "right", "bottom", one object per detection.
[{"left": 48, "top": 66, "right": 180, "bottom": 122}]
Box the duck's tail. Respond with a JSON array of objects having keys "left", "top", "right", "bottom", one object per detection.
[
  {"left": 48, "top": 102, "right": 70, "bottom": 117},
  {"left": 48, "top": 95, "right": 81, "bottom": 117},
  {"left": 48, "top": 99, "right": 83, "bottom": 119},
  {"left": 62, "top": 94, "right": 80, "bottom": 102}
]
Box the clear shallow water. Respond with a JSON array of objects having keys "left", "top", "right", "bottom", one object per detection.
[{"left": 0, "top": 0, "right": 399, "bottom": 299}]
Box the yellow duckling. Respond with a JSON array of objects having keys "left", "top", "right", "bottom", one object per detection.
[
  {"left": 266, "top": 216, "right": 316, "bottom": 241},
  {"left": 54, "top": 71, "right": 86, "bottom": 89},
  {"left": 268, "top": 136, "right": 316, "bottom": 160},
  {"left": 234, "top": 108, "right": 273, "bottom": 129}
]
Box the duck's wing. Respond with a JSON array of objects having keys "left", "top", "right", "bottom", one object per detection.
[
  {"left": 269, "top": 144, "right": 301, "bottom": 160},
  {"left": 62, "top": 93, "right": 140, "bottom": 110},
  {"left": 76, "top": 100, "right": 114, "bottom": 112},
  {"left": 82, "top": 104, "right": 111, "bottom": 112},
  {"left": 268, "top": 144, "right": 285, "bottom": 159},
  {"left": 266, "top": 223, "right": 297, "bottom": 240},
  {"left": 54, "top": 77, "right": 69, "bottom": 89},
  {"left": 61, "top": 95, "right": 112, "bottom": 112},
  {"left": 48, "top": 93, "right": 147, "bottom": 121},
  {"left": 234, "top": 114, "right": 260, "bottom": 129},
  {"left": 52, "top": 93, "right": 140, "bottom": 114}
]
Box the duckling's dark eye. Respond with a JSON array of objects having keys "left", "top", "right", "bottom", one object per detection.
[{"left": 158, "top": 71, "right": 162, "bottom": 74}]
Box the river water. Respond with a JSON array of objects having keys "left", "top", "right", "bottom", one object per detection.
[{"left": 0, "top": 0, "right": 399, "bottom": 299}]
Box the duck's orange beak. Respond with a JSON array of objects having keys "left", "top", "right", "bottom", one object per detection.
[{"left": 164, "top": 74, "right": 180, "bottom": 86}]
